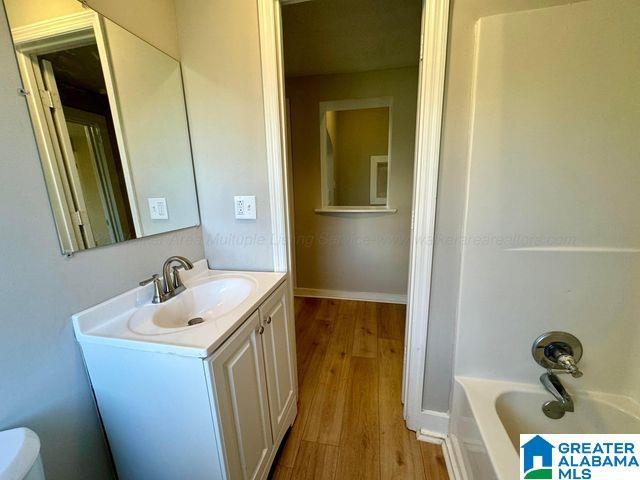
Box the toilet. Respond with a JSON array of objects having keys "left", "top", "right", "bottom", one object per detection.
[{"left": 0, "top": 428, "right": 45, "bottom": 480}]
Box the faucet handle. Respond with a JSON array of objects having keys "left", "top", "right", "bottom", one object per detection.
[
  {"left": 556, "top": 354, "right": 583, "bottom": 378},
  {"left": 139, "top": 274, "right": 163, "bottom": 304}
]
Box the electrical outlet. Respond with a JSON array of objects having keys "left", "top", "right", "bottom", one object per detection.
[
  {"left": 234, "top": 195, "right": 256, "bottom": 220},
  {"left": 148, "top": 197, "right": 168, "bottom": 220}
]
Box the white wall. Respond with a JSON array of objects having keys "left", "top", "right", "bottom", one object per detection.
[
  {"left": 422, "top": 0, "right": 589, "bottom": 414},
  {"left": 454, "top": 0, "right": 640, "bottom": 396},
  {"left": 0, "top": 6, "right": 204, "bottom": 480},
  {"left": 103, "top": 18, "right": 199, "bottom": 237},
  {"left": 286, "top": 68, "right": 418, "bottom": 295},
  {"left": 174, "top": 0, "right": 275, "bottom": 271}
]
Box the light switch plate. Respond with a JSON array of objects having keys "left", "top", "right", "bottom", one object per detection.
[
  {"left": 234, "top": 195, "right": 256, "bottom": 220},
  {"left": 148, "top": 197, "right": 168, "bottom": 220}
]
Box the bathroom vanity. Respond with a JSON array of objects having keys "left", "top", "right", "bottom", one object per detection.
[{"left": 72, "top": 260, "right": 297, "bottom": 480}]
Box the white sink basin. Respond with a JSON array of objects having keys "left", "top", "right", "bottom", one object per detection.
[
  {"left": 128, "top": 275, "right": 256, "bottom": 335},
  {"left": 72, "top": 260, "right": 286, "bottom": 357}
]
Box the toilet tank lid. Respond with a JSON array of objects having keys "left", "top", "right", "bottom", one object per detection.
[{"left": 0, "top": 428, "right": 41, "bottom": 480}]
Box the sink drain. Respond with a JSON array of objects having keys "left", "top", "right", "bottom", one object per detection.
[{"left": 187, "top": 317, "right": 204, "bottom": 326}]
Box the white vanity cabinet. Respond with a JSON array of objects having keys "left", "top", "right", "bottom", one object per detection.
[
  {"left": 207, "top": 282, "right": 296, "bottom": 480},
  {"left": 75, "top": 271, "right": 296, "bottom": 480},
  {"left": 208, "top": 310, "right": 273, "bottom": 480}
]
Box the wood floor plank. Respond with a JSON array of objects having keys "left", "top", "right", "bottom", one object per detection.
[
  {"left": 275, "top": 298, "right": 426, "bottom": 480},
  {"left": 352, "top": 301, "right": 378, "bottom": 358},
  {"left": 271, "top": 465, "right": 293, "bottom": 480},
  {"left": 379, "top": 338, "right": 425, "bottom": 479},
  {"left": 279, "top": 301, "right": 335, "bottom": 467},
  {"left": 295, "top": 298, "right": 321, "bottom": 342},
  {"left": 420, "top": 442, "right": 449, "bottom": 480},
  {"left": 377, "top": 303, "right": 406, "bottom": 342},
  {"left": 291, "top": 441, "right": 339, "bottom": 480},
  {"left": 296, "top": 301, "right": 335, "bottom": 382},
  {"left": 303, "top": 300, "right": 356, "bottom": 445},
  {"left": 335, "top": 357, "right": 380, "bottom": 480}
]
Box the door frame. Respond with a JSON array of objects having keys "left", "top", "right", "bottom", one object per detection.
[{"left": 257, "top": 0, "right": 451, "bottom": 436}]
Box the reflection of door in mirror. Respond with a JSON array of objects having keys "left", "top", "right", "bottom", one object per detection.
[{"left": 37, "top": 48, "right": 135, "bottom": 249}]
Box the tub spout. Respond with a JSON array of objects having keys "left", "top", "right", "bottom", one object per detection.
[{"left": 540, "top": 372, "right": 574, "bottom": 419}]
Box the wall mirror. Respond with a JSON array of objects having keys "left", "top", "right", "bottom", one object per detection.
[
  {"left": 4, "top": 0, "right": 199, "bottom": 254},
  {"left": 318, "top": 97, "right": 394, "bottom": 212}
]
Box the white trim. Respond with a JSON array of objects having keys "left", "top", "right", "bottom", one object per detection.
[
  {"left": 314, "top": 206, "right": 397, "bottom": 214},
  {"left": 95, "top": 16, "right": 143, "bottom": 238},
  {"left": 369, "top": 155, "right": 388, "bottom": 205},
  {"left": 11, "top": 11, "right": 97, "bottom": 47},
  {"left": 402, "top": 0, "right": 450, "bottom": 433},
  {"left": 416, "top": 427, "right": 462, "bottom": 480},
  {"left": 257, "top": 0, "right": 290, "bottom": 273},
  {"left": 416, "top": 409, "right": 450, "bottom": 437},
  {"left": 294, "top": 288, "right": 406, "bottom": 305}
]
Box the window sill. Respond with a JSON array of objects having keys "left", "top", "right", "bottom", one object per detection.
[{"left": 314, "top": 206, "right": 398, "bottom": 214}]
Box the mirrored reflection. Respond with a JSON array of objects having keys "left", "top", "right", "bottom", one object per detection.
[
  {"left": 320, "top": 99, "right": 392, "bottom": 208},
  {"left": 5, "top": 0, "right": 199, "bottom": 254}
]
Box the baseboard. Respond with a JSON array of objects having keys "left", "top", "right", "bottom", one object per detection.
[
  {"left": 415, "top": 428, "right": 462, "bottom": 480},
  {"left": 294, "top": 287, "right": 407, "bottom": 304},
  {"left": 412, "top": 408, "right": 449, "bottom": 437}
]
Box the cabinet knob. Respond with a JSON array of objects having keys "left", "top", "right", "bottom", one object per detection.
[
  {"left": 257, "top": 325, "right": 265, "bottom": 335},
  {"left": 266, "top": 315, "right": 272, "bottom": 325}
]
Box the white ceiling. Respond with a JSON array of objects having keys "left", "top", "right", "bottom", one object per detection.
[{"left": 281, "top": 0, "right": 422, "bottom": 77}]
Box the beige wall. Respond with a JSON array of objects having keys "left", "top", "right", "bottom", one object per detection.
[
  {"left": 0, "top": 6, "right": 203, "bottom": 480},
  {"left": 174, "top": 0, "right": 275, "bottom": 271},
  {"left": 287, "top": 67, "right": 418, "bottom": 294},
  {"left": 4, "top": 0, "right": 180, "bottom": 59},
  {"left": 3, "top": 0, "right": 83, "bottom": 27},
  {"left": 86, "top": 0, "right": 180, "bottom": 58},
  {"left": 333, "top": 107, "right": 389, "bottom": 206}
]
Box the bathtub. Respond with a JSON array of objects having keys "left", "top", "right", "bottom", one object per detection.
[{"left": 448, "top": 376, "right": 640, "bottom": 479}]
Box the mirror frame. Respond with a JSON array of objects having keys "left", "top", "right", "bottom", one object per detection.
[{"left": 318, "top": 96, "right": 393, "bottom": 211}]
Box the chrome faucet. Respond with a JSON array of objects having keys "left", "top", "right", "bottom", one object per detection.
[
  {"left": 139, "top": 255, "right": 194, "bottom": 303},
  {"left": 532, "top": 331, "right": 583, "bottom": 419}
]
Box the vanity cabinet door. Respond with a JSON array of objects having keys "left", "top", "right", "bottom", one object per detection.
[
  {"left": 259, "top": 282, "right": 297, "bottom": 443},
  {"left": 208, "top": 311, "right": 273, "bottom": 480}
]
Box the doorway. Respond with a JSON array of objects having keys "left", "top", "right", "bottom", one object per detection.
[{"left": 258, "top": 0, "right": 451, "bottom": 473}]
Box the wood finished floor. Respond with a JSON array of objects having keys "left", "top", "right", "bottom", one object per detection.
[{"left": 269, "top": 298, "right": 449, "bottom": 480}]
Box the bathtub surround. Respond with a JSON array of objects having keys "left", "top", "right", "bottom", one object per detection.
[
  {"left": 422, "top": 0, "right": 614, "bottom": 415},
  {"left": 454, "top": 0, "right": 640, "bottom": 398},
  {"left": 445, "top": 0, "right": 640, "bottom": 477},
  {"left": 0, "top": 4, "right": 204, "bottom": 480}
]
